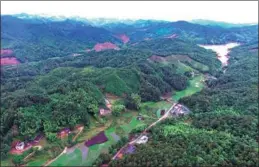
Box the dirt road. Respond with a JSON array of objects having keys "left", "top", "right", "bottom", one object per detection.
[
  {"left": 111, "top": 103, "right": 177, "bottom": 160},
  {"left": 43, "top": 147, "right": 67, "bottom": 166},
  {"left": 73, "top": 126, "right": 84, "bottom": 142}
]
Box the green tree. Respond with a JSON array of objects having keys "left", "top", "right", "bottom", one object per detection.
[
  {"left": 126, "top": 93, "right": 141, "bottom": 110},
  {"left": 45, "top": 132, "right": 58, "bottom": 142},
  {"left": 17, "top": 107, "right": 42, "bottom": 138},
  {"left": 12, "top": 155, "right": 24, "bottom": 166},
  {"left": 112, "top": 104, "right": 126, "bottom": 116}
]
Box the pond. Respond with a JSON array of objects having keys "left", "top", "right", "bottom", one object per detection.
[{"left": 199, "top": 43, "right": 240, "bottom": 66}]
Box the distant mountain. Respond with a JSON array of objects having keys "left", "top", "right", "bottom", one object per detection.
[
  {"left": 12, "top": 13, "right": 167, "bottom": 28},
  {"left": 1, "top": 15, "right": 122, "bottom": 62},
  {"left": 191, "top": 19, "right": 257, "bottom": 28},
  {"left": 109, "top": 20, "right": 258, "bottom": 44},
  {"left": 1, "top": 14, "right": 258, "bottom": 63}
]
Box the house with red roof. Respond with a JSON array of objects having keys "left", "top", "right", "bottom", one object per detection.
[{"left": 57, "top": 128, "right": 71, "bottom": 138}]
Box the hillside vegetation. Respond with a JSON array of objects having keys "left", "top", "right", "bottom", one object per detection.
[
  {"left": 108, "top": 42, "right": 259, "bottom": 167},
  {"left": 0, "top": 15, "right": 258, "bottom": 166}
]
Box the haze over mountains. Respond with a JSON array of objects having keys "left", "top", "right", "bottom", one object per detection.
[{"left": 191, "top": 19, "right": 257, "bottom": 28}]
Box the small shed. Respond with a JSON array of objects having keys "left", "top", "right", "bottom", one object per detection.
[{"left": 160, "top": 109, "right": 165, "bottom": 116}]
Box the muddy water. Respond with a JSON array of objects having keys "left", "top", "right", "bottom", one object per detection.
[{"left": 199, "top": 43, "right": 240, "bottom": 66}]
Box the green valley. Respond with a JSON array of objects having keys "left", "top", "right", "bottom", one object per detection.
[{"left": 0, "top": 9, "right": 258, "bottom": 167}]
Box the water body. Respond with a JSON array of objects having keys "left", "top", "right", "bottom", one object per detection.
[{"left": 199, "top": 43, "right": 240, "bottom": 66}]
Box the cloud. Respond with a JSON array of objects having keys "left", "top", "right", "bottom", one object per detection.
[{"left": 1, "top": 1, "right": 258, "bottom": 23}]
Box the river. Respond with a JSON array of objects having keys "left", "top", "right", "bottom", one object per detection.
[{"left": 199, "top": 43, "right": 240, "bottom": 66}]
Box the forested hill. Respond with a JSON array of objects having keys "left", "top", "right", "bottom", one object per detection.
[
  {"left": 107, "top": 20, "right": 258, "bottom": 44},
  {"left": 105, "top": 42, "right": 259, "bottom": 167},
  {"left": 1, "top": 15, "right": 122, "bottom": 62},
  {"left": 1, "top": 14, "right": 258, "bottom": 63}
]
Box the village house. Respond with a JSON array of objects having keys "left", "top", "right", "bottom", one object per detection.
[
  {"left": 171, "top": 104, "right": 188, "bottom": 116},
  {"left": 136, "top": 135, "right": 148, "bottom": 144},
  {"left": 15, "top": 142, "right": 25, "bottom": 150},
  {"left": 99, "top": 108, "right": 111, "bottom": 116},
  {"left": 57, "top": 128, "right": 71, "bottom": 138}
]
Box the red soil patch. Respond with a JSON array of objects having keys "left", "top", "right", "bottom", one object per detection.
[
  {"left": 94, "top": 42, "right": 119, "bottom": 52},
  {"left": 116, "top": 34, "right": 130, "bottom": 44},
  {"left": 162, "top": 92, "right": 172, "bottom": 99},
  {"left": 105, "top": 93, "right": 120, "bottom": 101},
  {"left": 1, "top": 57, "right": 20, "bottom": 65},
  {"left": 165, "top": 34, "right": 177, "bottom": 39},
  {"left": 1, "top": 49, "right": 13, "bottom": 56}
]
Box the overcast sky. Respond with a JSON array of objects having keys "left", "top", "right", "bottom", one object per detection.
[{"left": 1, "top": 1, "right": 258, "bottom": 23}]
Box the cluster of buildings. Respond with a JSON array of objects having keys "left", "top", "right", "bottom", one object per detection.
[
  {"left": 11, "top": 133, "right": 44, "bottom": 154},
  {"left": 171, "top": 103, "right": 190, "bottom": 116}
]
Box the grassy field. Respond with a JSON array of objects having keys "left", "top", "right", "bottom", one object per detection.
[
  {"left": 1, "top": 156, "right": 13, "bottom": 167},
  {"left": 155, "top": 55, "right": 209, "bottom": 74},
  {"left": 172, "top": 75, "right": 204, "bottom": 101},
  {"left": 26, "top": 155, "right": 49, "bottom": 166},
  {"left": 185, "top": 60, "right": 209, "bottom": 72},
  {"left": 175, "top": 60, "right": 194, "bottom": 74},
  {"left": 140, "top": 101, "right": 172, "bottom": 118}
]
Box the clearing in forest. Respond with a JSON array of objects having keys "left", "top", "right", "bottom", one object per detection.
[{"left": 172, "top": 75, "right": 204, "bottom": 101}]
